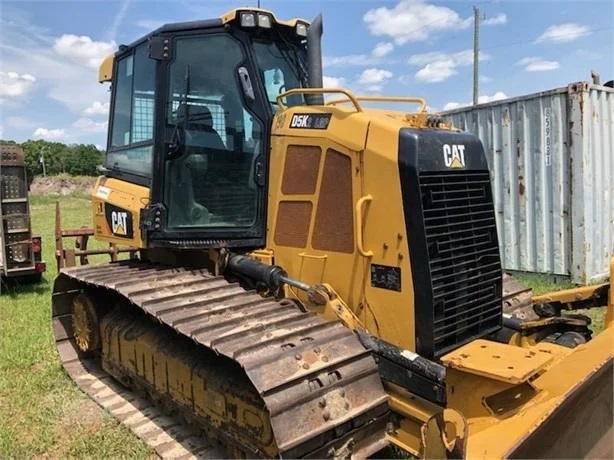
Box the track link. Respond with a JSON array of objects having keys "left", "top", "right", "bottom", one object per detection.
[{"left": 51, "top": 260, "right": 390, "bottom": 458}]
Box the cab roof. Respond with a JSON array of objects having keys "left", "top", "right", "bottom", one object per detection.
[{"left": 98, "top": 7, "right": 310, "bottom": 83}]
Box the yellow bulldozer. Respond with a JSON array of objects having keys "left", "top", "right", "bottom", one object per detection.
[{"left": 51, "top": 7, "right": 613, "bottom": 459}]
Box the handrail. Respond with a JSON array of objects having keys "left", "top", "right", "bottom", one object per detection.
[
  {"left": 355, "top": 194, "right": 373, "bottom": 258},
  {"left": 276, "top": 88, "right": 363, "bottom": 112},
  {"left": 326, "top": 96, "right": 427, "bottom": 113}
]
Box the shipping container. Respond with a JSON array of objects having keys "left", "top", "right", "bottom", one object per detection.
[{"left": 438, "top": 81, "right": 613, "bottom": 284}]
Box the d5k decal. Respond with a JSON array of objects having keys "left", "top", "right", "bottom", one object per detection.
[{"left": 289, "top": 113, "right": 332, "bottom": 130}]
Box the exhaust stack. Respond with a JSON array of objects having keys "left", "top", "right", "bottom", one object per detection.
[{"left": 306, "top": 13, "right": 324, "bottom": 105}]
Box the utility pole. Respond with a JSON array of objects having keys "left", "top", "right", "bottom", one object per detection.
[
  {"left": 473, "top": 5, "right": 480, "bottom": 106},
  {"left": 39, "top": 148, "right": 47, "bottom": 177}
]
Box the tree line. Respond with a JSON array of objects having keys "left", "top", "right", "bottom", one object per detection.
[{"left": 0, "top": 139, "right": 105, "bottom": 178}]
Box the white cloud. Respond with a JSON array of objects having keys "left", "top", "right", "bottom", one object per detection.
[
  {"left": 323, "top": 41, "right": 395, "bottom": 69},
  {"left": 72, "top": 117, "right": 108, "bottom": 134},
  {"left": 324, "top": 68, "right": 394, "bottom": 95},
  {"left": 32, "top": 127, "right": 66, "bottom": 140},
  {"left": 409, "top": 50, "right": 489, "bottom": 83},
  {"left": 363, "top": 0, "right": 472, "bottom": 45},
  {"left": 536, "top": 23, "right": 590, "bottom": 43},
  {"left": 518, "top": 57, "right": 560, "bottom": 72},
  {"left": 483, "top": 13, "right": 507, "bottom": 26},
  {"left": 321, "top": 76, "right": 349, "bottom": 102},
  {"left": 480, "top": 75, "right": 493, "bottom": 83},
  {"left": 372, "top": 42, "right": 394, "bottom": 58},
  {"left": 0, "top": 71, "right": 36, "bottom": 102},
  {"left": 30, "top": 118, "right": 106, "bottom": 142},
  {"left": 482, "top": 92, "right": 508, "bottom": 103},
  {"left": 415, "top": 61, "right": 457, "bottom": 83},
  {"left": 53, "top": 34, "right": 116, "bottom": 69},
  {"left": 322, "top": 76, "right": 347, "bottom": 88},
  {"left": 323, "top": 54, "right": 375, "bottom": 67},
  {"left": 84, "top": 101, "right": 110, "bottom": 116},
  {"left": 443, "top": 92, "right": 508, "bottom": 111},
  {"left": 409, "top": 50, "right": 475, "bottom": 67},
  {"left": 357, "top": 68, "right": 393, "bottom": 92},
  {"left": 323, "top": 45, "right": 396, "bottom": 68},
  {"left": 1, "top": 18, "right": 114, "bottom": 114},
  {"left": 443, "top": 102, "right": 463, "bottom": 111},
  {"left": 358, "top": 68, "right": 393, "bottom": 85}
]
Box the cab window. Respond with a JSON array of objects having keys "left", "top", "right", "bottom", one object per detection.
[{"left": 107, "top": 42, "right": 156, "bottom": 177}]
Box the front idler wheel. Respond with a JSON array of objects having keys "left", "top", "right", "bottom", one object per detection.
[{"left": 71, "top": 293, "right": 101, "bottom": 354}]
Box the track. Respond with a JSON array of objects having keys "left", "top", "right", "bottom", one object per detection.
[
  {"left": 55, "top": 348, "right": 222, "bottom": 458},
  {"left": 51, "top": 260, "right": 390, "bottom": 459}
]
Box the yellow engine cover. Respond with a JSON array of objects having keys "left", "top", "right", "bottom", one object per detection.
[{"left": 91, "top": 176, "right": 150, "bottom": 249}]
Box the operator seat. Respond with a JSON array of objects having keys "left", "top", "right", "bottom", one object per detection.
[
  {"left": 182, "top": 104, "right": 227, "bottom": 151},
  {"left": 167, "top": 104, "right": 226, "bottom": 227}
]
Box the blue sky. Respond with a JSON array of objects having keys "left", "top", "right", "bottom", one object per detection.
[{"left": 1, "top": 0, "right": 612, "bottom": 147}]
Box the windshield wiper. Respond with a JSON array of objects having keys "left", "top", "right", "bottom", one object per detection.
[
  {"left": 169, "top": 65, "right": 191, "bottom": 157},
  {"left": 273, "top": 31, "right": 308, "bottom": 87}
]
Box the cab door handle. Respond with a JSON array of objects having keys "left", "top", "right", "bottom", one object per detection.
[{"left": 355, "top": 194, "right": 373, "bottom": 258}]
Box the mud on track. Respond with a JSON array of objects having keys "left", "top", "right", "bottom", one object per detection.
[{"left": 51, "top": 260, "right": 390, "bottom": 458}]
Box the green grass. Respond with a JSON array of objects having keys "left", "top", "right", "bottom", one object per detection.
[
  {"left": 0, "top": 188, "right": 609, "bottom": 457},
  {"left": 0, "top": 193, "right": 152, "bottom": 458},
  {"left": 510, "top": 272, "right": 575, "bottom": 295}
]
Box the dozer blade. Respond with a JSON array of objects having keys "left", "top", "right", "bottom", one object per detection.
[
  {"left": 457, "top": 323, "right": 614, "bottom": 459},
  {"left": 51, "top": 260, "right": 390, "bottom": 459}
]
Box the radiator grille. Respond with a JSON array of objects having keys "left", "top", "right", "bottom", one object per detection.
[{"left": 419, "top": 170, "right": 502, "bottom": 357}]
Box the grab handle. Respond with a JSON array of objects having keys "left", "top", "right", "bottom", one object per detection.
[
  {"left": 355, "top": 194, "right": 373, "bottom": 258},
  {"left": 327, "top": 95, "right": 427, "bottom": 113},
  {"left": 276, "top": 88, "right": 363, "bottom": 113}
]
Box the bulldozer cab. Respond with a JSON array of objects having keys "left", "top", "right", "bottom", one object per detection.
[{"left": 101, "top": 9, "right": 311, "bottom": 248}]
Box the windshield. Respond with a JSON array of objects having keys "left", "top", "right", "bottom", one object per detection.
[{"left": 251, "top": 38, "right": 307, "bottom": 111}]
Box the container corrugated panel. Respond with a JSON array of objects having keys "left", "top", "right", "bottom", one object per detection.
[
  {"left": 439, "top": 82, "right": 613, "bottom": 284},
  {"left": 568, "top": 83, "right": 614, "bottom": 284}
]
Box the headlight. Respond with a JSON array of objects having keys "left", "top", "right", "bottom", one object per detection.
[
  {"left": 257, "top": 13, "right": 272, "bottom": 28},
  {"left": 296, "top": 22, "right": 308, "bottom": 37},
  {"left": 240, "top": 12, "right": 256, "bottom": 27}
]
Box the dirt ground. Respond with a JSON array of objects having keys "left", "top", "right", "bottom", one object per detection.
[{"left": 30, "top": 175, "right": 97, "bottom": 195}]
